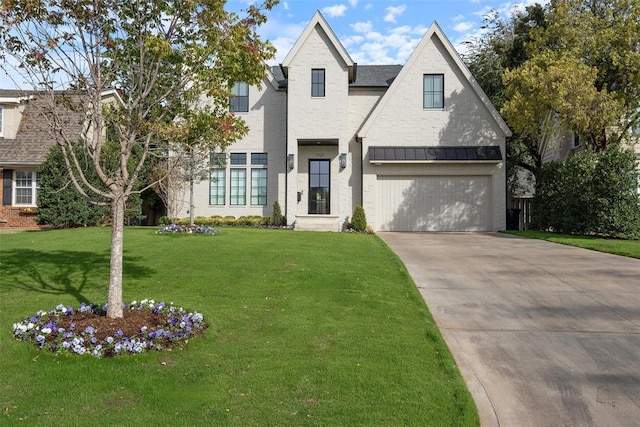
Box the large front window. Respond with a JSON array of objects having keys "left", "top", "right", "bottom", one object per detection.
[
  {"left": 308, "top": 160, "right": 330, "bottom": 214},
  {"left": 230, "top": 169, "right": 246, "bottom": 205},
  {"left": 14, "top": 171, "right": 40, "bottom": 205},
  {"left": 209, "top": 168, "right": 225, "bottom": 205},
  {"left": 423, "top": 74, "right": 444, "bottom": 109},
  {"left": 251, "top": 169, "right": 267, "bottom": 205}
]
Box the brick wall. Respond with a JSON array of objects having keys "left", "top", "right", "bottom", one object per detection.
[{"left": 0, "top": 207, "right": 43, "bottom": 228}]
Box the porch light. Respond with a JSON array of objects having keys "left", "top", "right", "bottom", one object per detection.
[
  {"left": 339, "top": 153, "right": 347, "bottom": 169},
  {"left": 287, "top": 153, "right": 295, "bottom": 170}
]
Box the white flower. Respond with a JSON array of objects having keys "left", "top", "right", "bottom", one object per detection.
[
  {"left": 27, "top": 322, "right": 35, "bottom": 330},
  {"left": 41, "top": 327, "right": 52, "bottom": 334}
]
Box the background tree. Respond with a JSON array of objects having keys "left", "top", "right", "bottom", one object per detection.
[
  {"left": 502, "top": 0, "right": 640, "bottom": 151},
  {"left": 0, "top": 0, "right": 278, "bottom": 318},
  {"left": 463, "top": 4, "right": 548, "bottom": 193}
]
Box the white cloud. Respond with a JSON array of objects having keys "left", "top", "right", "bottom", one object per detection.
[
  {"left": 384, "top": 5, "right": 406, "bottom": 23},
  {"left": 453, "top": 21, "right": 474, "bottom": 32},
  {"left": 348, "top": 0, "right": 358, "bottom": 7},
  {"left": 322, "top": 4, "right": 348, "bottom": 18},
  {"left": 351, "top": 21, "right": 372, "bottom": 33}
]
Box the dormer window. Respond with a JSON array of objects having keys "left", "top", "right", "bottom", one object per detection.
[
  {"left": 230, "top": 82, "right": 249, "bottom": 112},
  {"left": 311, "top": 69, "right": 325, "bottom": 97}
]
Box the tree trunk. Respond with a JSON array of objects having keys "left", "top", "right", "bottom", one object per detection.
[
  {"left": 107, "top": 195, "right": 125, "bottom": 318},
  {"left": 189, "top": 175, "right": 195, "bottom": 226}
]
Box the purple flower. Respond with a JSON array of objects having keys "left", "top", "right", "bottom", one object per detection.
[{"left": 84, "top": 326, "right": 95, "bottom": 335}]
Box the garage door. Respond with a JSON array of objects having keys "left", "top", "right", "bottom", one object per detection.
[{"left": 377, "top": 175, "right": 492, "bottom": 231}]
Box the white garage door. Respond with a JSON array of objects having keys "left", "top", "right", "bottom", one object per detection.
[{"left": 377, "top": 175, "right": 492, "bottom": 231}]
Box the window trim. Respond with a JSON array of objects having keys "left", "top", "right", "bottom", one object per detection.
[
  {"left": 0, "top": 106, "right": 4, "bottom": 137},
  {"left": 423, "top": 74, "right": 444, "bottom": 109},
  {"left": 311, "top": 69, "right": 325, "bottom": 98}
]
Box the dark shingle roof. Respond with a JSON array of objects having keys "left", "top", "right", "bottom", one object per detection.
[
  {"left": 0, "top": 91, "right": 86, "bottom": 166},
  {"left": 350, "top": 65, "right": 402, "bottom": 88},
  {"left": 270, "top": 64, "right": 402, "bottom": 89}
]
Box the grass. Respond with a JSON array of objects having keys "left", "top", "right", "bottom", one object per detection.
[
  {"left": 504, "top": 230, "right": 640, "bottom": 259},
  {"left": 0, "top": 227, "right": 477, "bottom": 426}
]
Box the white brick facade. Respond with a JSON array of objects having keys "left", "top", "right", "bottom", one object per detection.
[{"left": 178, "top": 12, "right": 511, "bottom": 232}]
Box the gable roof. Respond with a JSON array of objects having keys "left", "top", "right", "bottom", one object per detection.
[
  {"left": 281, "top": 10, "right": 356, "bottom": 83},
  {"left": 358, "top": 22, "right": 512, "bottom": 138}
]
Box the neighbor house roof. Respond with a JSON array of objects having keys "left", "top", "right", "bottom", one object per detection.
[{"left": 0, "top": 90, "right": 86, "bottom": 166}]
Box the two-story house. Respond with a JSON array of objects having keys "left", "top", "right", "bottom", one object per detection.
[{"left": 177, "top": 11, "right": 511, "bottom": 232}]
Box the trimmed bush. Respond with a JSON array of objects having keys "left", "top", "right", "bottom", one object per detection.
[
  {"left": 349, "top": 205, "right": 368, "bottom": 232},
  {"left": 271, "top": 201, "right": 286, "bottom": 227}
]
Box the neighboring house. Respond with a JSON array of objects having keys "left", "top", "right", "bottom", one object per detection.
[
  {"left": 178, "top": 11, "right": 512, "bottom": 232},
  {"left": 0, "top": 90, "right": 59, "bottom": 228},
  {"left": 0, "top": 90, "right": 117, "bottom": 228}
]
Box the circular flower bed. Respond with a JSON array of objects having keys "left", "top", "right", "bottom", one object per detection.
[{"left": 12, "top": 299, "right": 208, "bottom": 358}]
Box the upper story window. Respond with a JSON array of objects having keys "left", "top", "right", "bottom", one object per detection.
[
  {"left": 230, "top": 82, "right": 249, "bottom": 112},
  {"left": 423, "top": 74, "right": 444, "bottom": 109},
  {"left": 311, "top": 69, "right": 325, "bottom": 97}
]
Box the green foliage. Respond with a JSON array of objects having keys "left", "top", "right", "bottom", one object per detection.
[
  {"left": 158, "top": 215, "right": 171, "bottom": 225},
  {"left": 532, "top": 144, "right": 640, "bottom": 238},
  {"left": 37, "top": 145, "right": 109, "bottom": 228},
  {"left": 37, "top": 145, "right": 145, "bottom": 228},
  {"left": 271, "top": 200, "right": 286, "bottom": 227},
  {"left": 349, "top": 205, "right": 368, "bottom": 232},
  {"left": 503, "top": 0, "right": 640, "bottom": 150}
]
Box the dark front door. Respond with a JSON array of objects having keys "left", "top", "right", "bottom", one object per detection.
[{"left": 309, "top": 159, "right": 330, "bottom": 214}]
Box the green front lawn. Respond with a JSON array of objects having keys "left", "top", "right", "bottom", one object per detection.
[
  {"left": 0, "top": 227, "right": 477, "bottom": 426},
  {"left": 505, "top": 230, "right": 640, "bottom": 258}
]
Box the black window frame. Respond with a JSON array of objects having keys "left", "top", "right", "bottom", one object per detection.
[
  {"left": 230, "top": 82, "right": 249, "bottom": 112},
  {"left": 311, "top": 69, "right": 325, "bottom": 97},
  {"left": 423, "top": 74, "right": 444, "bottom": 109}
]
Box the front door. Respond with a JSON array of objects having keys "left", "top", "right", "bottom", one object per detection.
[{"left": 308, "top": 159, "right": 330, "bottom": 214}]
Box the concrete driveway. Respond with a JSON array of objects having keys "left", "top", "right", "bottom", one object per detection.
[{"left": 378, "top": 232, "right": 640, "bottom": 427}]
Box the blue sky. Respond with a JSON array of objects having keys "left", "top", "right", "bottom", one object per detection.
[
  {"left": 232, "top": 0, "right": 548, "bottom": 65},
  {"left": 0, "top": 0, "right": 547, "bottom": 89}
]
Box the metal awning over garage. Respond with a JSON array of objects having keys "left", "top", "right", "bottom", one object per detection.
[{"left": 369, "top": 146, "right": 502, "bottom": 163}]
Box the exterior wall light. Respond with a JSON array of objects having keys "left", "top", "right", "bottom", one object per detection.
[
  {"left": 339, "top": 153, "right": 347, "bottom": 169},
  {"left": 287, "top": 154, "right": 295, "bottom": 171}
]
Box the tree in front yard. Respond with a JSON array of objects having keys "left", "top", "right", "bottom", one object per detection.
[{"left": 0, "top": 0, "right": 278, "bottom": 318}]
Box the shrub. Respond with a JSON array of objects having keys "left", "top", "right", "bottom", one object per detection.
[
  {"left": 37, "top": 145, "right": 109, "bottom": 228},
  {"left": 349, "top": 205, "right": 368, "bottom": 232},
  {"left": 271, "top": 201, "right": 286, "bottom": 226},
  {"left": 532, "top": 144, "right": 640, "bottom": 238},
  {"left": 158, "top": 215, "right": 171, "bottom": 226}
]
